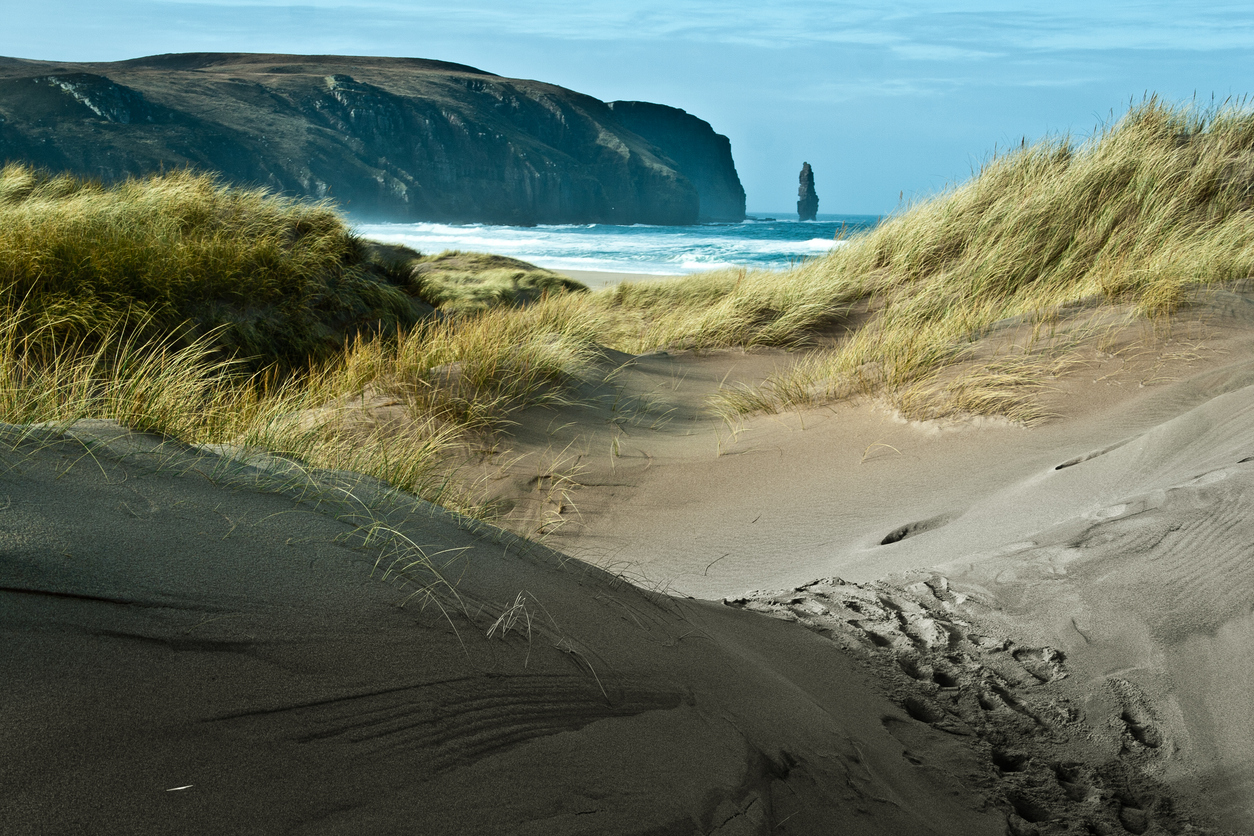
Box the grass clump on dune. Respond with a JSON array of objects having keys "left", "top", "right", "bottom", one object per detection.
[
  {"left": 0, "top": 164, "right": 430, "bottom": 370},
  {"left": 0, "top": 307, "right": 475, "bottom": 511},
  {"left": 330, "top": 297, "right": 602, "bottom": 432},
  {"left": 407, "top": 250, "right": 588, "bottom": 313},
  {"left": 591, "top": 266, "right": 848, "bottom": 353},
  {"left": 0, "top": 300, "right": 599, "bottom": 514},
  {"left": 0, "top": 166, "right": 596, "bottom": 514}
]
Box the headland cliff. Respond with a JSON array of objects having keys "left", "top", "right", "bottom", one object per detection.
[{"left": 0, "top": 53, "right": 746, "bottom": 225}]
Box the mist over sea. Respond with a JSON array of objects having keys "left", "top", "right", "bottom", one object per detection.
[{"left": 356, "top": 213, "right": 881, "bottom": 275}]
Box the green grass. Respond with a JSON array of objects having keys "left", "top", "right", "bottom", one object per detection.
[
  {"left": 0, "top": 165, "right": 595, "bottom": 515},
  {"left": 329, "top": 296, "right": 603, "bottom": 433},
  {"left": 0, "top": 308, "right": 474, "bottom": 511},
  {"left": 407, "top": 250, "right": 588, "bottom": 313}
]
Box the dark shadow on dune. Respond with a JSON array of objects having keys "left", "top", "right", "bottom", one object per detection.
[
  {"left": 879, "top": 513, "right": 955, "bottom": 545},
  {"left": 1054, "top": 437, "right": 1133, "bottom": 470}
]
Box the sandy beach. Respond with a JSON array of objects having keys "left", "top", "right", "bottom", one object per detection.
[
  {"left": 557, "top": 268, "right": 685, "bottom": 290},
  {"left": 3, "top": 287, "right": 1254, "bottom": 834}
]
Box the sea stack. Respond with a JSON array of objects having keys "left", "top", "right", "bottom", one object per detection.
[{"left": 797, "top": 162, "right": 819, "bottom": 221}]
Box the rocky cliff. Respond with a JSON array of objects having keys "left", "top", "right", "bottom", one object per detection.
[
  {"left": 0, "top": 53, "right": 746, "bottom": 226},
  {"left": 606, "top": 101, "right": 745, "bottom": 222}
]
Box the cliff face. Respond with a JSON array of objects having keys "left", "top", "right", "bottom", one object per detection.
[
  {"left": 0, "top": 54, "right": 744, "bottom": 226},
  {"left": 607, "top": 101, "right": 746, "bottom": 222}
]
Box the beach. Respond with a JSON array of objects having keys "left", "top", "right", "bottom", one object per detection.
[
  {"left": 4, "top": 286, "right": 1253, "bottom": 834},
  {"left": 2, "top": 28, "right": 1252, "bottom": 834},
  {"left": 557, "top": 268, "right": 683, "bottom": 290}
]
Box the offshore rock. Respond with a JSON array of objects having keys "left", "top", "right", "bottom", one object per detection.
[
  {"left": 607, "top": 101, "right": 745, "bottom": 222},
  {"left": 797, "top": 161, "right": 819, "bottom": 221},
  {"left": 0, "top": 53, "right": 743, "bottom": 226}
]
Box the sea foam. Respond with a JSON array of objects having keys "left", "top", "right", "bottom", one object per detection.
[{"left": 356, "top": 215, "right": 878, "bottom": 275}]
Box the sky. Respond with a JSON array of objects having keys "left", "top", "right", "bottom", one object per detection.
[{"left": 3, "top": 1, "right": 1253, "bottom": 214}]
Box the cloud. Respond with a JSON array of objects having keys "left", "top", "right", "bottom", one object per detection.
[
  {"left": 14, "top": 0, "right": 1250, "bottom": 68},
  {"left": 136, "top": 0, "right": 1254, "bottom": 60},
  {"left": 889, "top": 43, "right": 1003, "bottom": 62}
]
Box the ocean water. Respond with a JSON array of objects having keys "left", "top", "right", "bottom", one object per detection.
[{"left": 355, "top": 213, "right": 881, "bottom": 275}]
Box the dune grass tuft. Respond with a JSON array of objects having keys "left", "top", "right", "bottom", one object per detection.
[
  {"left": 407, "top": 250, "right": 588, "bottom": 313},
  {"left": 0, "top": 168, "right": 597, "bottom": 516},
  {"left": 586, "top": 265, "right": 859, "bottom": 353},
  {"left": 0, "top": 306, "right": 476, "bottom": 510},
  {"left": 0, "top": 164, "right": 429, "bottom": 370},
  {"left": 324, "top": 294, "right": 603, "bottom": 433}
]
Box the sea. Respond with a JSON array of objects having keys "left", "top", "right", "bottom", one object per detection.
[{"left": 354, "top": 213, "right": 882, "bottom": 276}]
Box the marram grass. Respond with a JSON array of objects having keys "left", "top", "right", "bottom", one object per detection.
[
  {"left": 0, "top": 307, "right": 475, "bottom": 512},
  {"left": 0, "top": 167, "right": 597, "bottom": 516},
  {"left": 0, "top": 164, "right": 426, "bottom": 369},
  {"left": 687, "top": 98, "right": 1254, "bottom": 421},
  {"left": 4, "top": 97, "right": 1253, "bottom": 526},
  {"left": 407, "top": 250, "right": 588, "bottom": 313}
]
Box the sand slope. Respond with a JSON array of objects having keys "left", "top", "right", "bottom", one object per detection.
[
  {"left": 929, "top": 380, "right": 1254, "bottom": 830},
  {"left": 0, "top": 422, "right": 1007, "bottom": 834},
  {"left": 731, "top": 377, "right": 1254, "bottom": 832},
  {"left": 471, "top": 291, "right": 1254, "bottom": 833}
]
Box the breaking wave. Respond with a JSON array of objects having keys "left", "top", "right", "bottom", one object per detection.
[{"left": 355, "top": 214, "right": 880, "bottom": 275}]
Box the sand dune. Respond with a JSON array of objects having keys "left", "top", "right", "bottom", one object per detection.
[
  {"left": 3, "top": 290, "right": 1254, "bottom": 833},
  {"left": 0, "top": 421, "right": 1006, "bottom": 834}
]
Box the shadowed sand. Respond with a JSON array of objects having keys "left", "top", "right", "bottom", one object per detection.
[
  {"left": 0, "top": 423, "right": 1005, "bottom": 835},
  {"left": 3, "top": 286, "right": 1254, "bottom": 833}
]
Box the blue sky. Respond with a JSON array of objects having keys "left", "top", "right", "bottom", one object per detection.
[{"left": 4, "top": 1, "right": 1253, "bottom": 214}]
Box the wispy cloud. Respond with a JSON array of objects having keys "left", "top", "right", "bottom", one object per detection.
[
  {"left": 890, "top": 43, "right": 1003, "bottom": 62},
  {"left": 138, "top": 0, "right": 1254, "bottom": 62}
]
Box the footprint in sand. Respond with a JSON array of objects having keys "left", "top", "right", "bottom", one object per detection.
[
  {"left": 878, "top": 512, "right": 955, "bottom": 545},
  {"left": 1010, "top": 646, "right": 1068, "bottom": 684},
  {"left": 1108, "top": 679, "right": 1165, "bottom": 752}
]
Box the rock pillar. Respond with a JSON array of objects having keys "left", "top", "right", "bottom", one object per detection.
[{"left": 797, "top": 162, "right": 819, "bottom": 221}]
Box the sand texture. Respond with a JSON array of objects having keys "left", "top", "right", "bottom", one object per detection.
[{"left": 4, "top": 288, "right": 1254, "bottom": 833}]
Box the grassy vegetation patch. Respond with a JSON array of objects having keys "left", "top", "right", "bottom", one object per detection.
[
  {"left": 0, "top": 166, "right": 596, "bottom": 515},
  {"left": 693, "top": 99, "right": 1254, "bottom": 421},
  {"left": 406, "top": 250, "right": 588, "bottom": 313},
  {"left": 3, "top": 98, "right": 1253, "bottom": 524},
  {"left": 0, "top": 164, "right": 430, "bottom": 370},
  {"left": 589, "top": 265, "right": 859, "bottom": 353}
]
